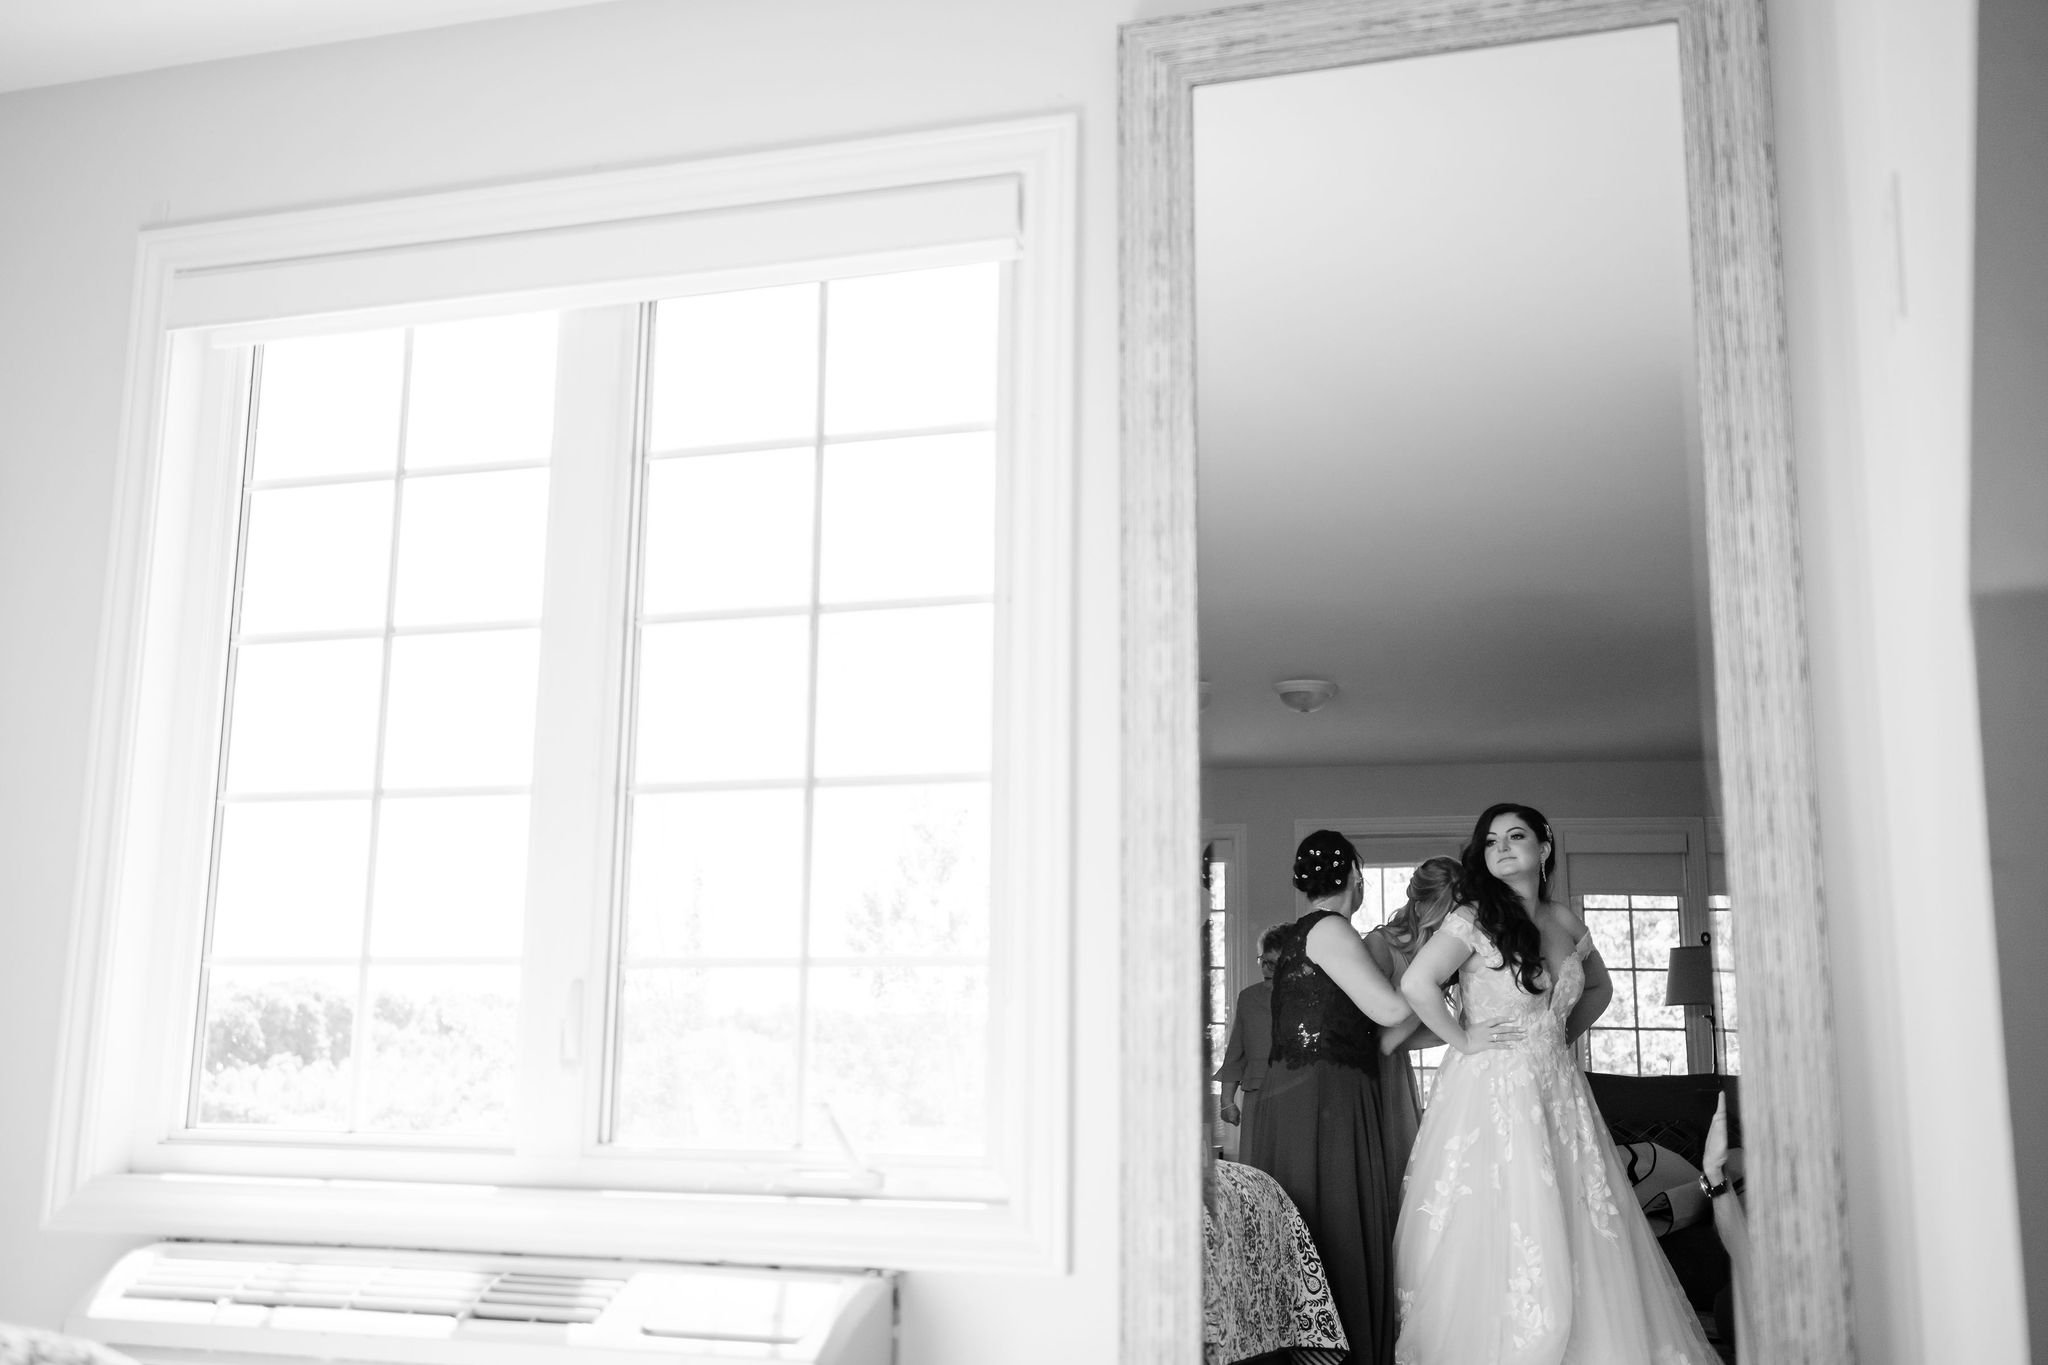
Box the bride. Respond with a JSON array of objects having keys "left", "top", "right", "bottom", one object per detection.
[{"left": 1390, "top": 803, "right": 1717, "bottom": 1365}]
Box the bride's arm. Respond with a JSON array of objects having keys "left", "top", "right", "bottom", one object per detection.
[
  {"left": 1401, "top": 930, "right": 1476, "bottom": 1052},
  {"left": 1304, "top": 915, "right": 1412, "bottom": 1026},
  {"left": 1400, "top": 916, "right": 1525, "bottom": 1056}
]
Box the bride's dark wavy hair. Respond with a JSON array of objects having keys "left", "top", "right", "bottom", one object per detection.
[{"left": 1459, "top": 802, "right": 1554, "bottom": 995}]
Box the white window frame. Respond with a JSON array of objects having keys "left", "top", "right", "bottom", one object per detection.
[{"left": 46, "top": 116, "right": 1078, "bottom": 1273}]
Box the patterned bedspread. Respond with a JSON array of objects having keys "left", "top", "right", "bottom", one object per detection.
[{"left": 1203, "top": 1160, "right": 1347, "bottom": 1365}]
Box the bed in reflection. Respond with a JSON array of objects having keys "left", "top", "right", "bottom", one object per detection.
[{"left": 1202, "top": 1159, "right": 1347, "bottom": 1365}]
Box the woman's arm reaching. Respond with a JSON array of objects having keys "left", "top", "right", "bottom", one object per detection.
[
  {"left": 1363, "top": 931, "right": 1439, "bottom": 1053},
  {"left": 1548, "top": 903, "right": 1612, "bottom": 1043},
  {"left": 1305, "top": 914, "right": 1412, "bottom": 1027}
]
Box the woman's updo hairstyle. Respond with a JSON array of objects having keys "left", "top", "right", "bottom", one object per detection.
[
  {"left": 1293, "top": 829, "right": 1360, "bottom": 901},
  {"left": 1459, "top": 802, "right": 1554, "bottom": 995}
]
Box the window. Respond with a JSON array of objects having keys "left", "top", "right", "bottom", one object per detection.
[
  {"left": 1580, "top": 893, "right": 1687, "bottom": 1075},
  {"left": 1350, "top": 862, "right": 1450, "bottom": 1105},
  {"left": 1204, "top": 845, "right": 1230, "bottom": 1102},
  {"left": 54, "top": 118, "right": 1077, "bottom": 1271},
  {"left": 199, "top": 316, "right": 560, "bottom": 1138},
  {"left": 1709, "top": 893, "right": 1739, "bottom": 1073}
]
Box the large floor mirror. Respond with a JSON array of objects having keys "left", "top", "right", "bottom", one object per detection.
[{"left": 1120, "top": 2, "right": 1852, "bottom": 1363}]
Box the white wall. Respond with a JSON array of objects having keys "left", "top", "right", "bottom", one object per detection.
[
  {"left": 1202, "top": 758, "right": 1712, "bottom": 952},
  {"left": 1766, "top": 0, "right": 2031, "bottom": 1360},
  {"left": 0, "top": 0, "right": 2031, "bottom": 1359}
]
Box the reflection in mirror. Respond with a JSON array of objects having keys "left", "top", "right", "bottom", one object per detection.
[{"left": 1194, "top": 25, "right": 1746, "bottom": 1364}]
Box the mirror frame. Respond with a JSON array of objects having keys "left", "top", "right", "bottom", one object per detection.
[{"left": 1117, "top": 1, "right": 1852, "bottom": 1361}]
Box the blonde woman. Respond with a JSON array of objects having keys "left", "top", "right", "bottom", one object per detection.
[{"left": 1363, "top": 855, "right": 1463, "bottom": 1187}]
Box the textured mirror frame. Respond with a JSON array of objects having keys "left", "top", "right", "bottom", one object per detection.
[{"left": 1118, "top": 2, "right": 1853, "bottom": 1361}]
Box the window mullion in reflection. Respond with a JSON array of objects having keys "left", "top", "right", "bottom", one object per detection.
[
  {"left": 345, "top": 327, "right": 415, "bottom": 1134},
  {"left": 790, "top": 285, "right": 831, "bottom": 1153}
]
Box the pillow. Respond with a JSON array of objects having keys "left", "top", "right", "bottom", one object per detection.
[{"left": 1619, "top": 1140, "right": 1709, "bottom": 1237}]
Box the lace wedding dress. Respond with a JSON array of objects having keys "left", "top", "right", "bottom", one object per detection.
[{"left": 1392, "top": 909, "right": 1717, "bottom": 1365}]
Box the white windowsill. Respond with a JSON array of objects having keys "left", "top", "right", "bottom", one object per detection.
[{"left": 46, "top": 1170, "right": 1057, "bottom": 1273}]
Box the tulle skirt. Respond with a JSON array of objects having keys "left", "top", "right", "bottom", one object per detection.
[{"left": 1392, "top": 1043, "right": 1718, "bottom": 1365}]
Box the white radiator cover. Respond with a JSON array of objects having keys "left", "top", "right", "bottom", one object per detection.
[{"left": 68, "top": 1243, "right": 895, "bottom": 1365}]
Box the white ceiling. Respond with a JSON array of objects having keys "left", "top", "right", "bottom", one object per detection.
[
  {"left": 1194, "top": 24, "right": 1708, "bottom": 768},
  {"left": 0, "top": 0, "right": 622, "bottom": 93}
]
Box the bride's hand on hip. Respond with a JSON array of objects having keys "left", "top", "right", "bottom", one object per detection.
[{"left": 1462, "top": 1017, "right": 1526, "bottom": 1054}]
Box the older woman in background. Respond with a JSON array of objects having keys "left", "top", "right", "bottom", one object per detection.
[{"left": 1216, "top": 923, "right": 1286, "bottom": 1163}]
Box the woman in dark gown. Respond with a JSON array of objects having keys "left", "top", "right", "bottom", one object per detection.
[{"left": 1247, "top": 832, "right": 1516, "bottom": 1365}]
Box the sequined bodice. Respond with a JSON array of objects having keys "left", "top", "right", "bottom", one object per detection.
[
  {"left": 1443, "top": 909, "right": 1592, "bottom": 1056},
  {"left": 1268, "top": 910, "right": 1380, "bottom": 1072}
]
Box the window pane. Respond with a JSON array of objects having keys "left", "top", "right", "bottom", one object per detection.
[
  {"left": 239, "top": 482, "right": 394, "bottom": 635},
  {"left": 1637, "top": 968, "right": 1686, "bottom": 1029},
  {"left": 1603, "top": 967, "right": 1638, "bottom": 1028},
  {"left": 634, "top": 618, "right": 811, "bottom": 784},
  {"left": 252, "top": 330, "right": 406, "bottom": 482},
  {"left": 225, "top": 639, "right": 384, "bottom": 794},
  {"left": 641, "top": 449, "right": 814, "bottom": 615},
  {"left": 1584, "top": 910, "right": 1631, "bottom": 969},
  {"left": 1206, "top": 913, "right": 1225, "bottom": 970},
  {"left": 807, "top": 784, "right": 988, "bottom": 957},
  {"left": 650, "top": 285, "right": 819, "bottom": 452},
  {"left": 362, "top": 966, "right": 517, "bottom": 1135},
  {"left": 1723, "top": 1032, "right": 1741, "bottom": 1073},
  {"left": 824, "top": 265, "right": 998, "bottom": 435},
  {"left": 1589, "top": 1028, "right": 1636, "bottom": 1075},
  {"left": 626, "top": 789, "right": 806, "bottom": 959},
  {"left": 614, "top": 967, "right": 800, "bottom": 1149},
  {"left": 404, "top": 312, "right": 559, "bottom": 471},
  {"left": 1357, "top": 867, "right": 1388, "bottom": 923},
  {"left": 805, "top": 965, "right": 985, "bottom": 1156},
  {"left": 392, "top": 469, "right": 551, "bottom": 627},
  {"left": 1581, "top": 893, "right": 1628, "bottom": 909},
  {"left": 211, "top": 801, "right": 371, "bottom": 960},
  {"left": 369, "top": 796, "right": 529, "bottom": 959},
  {"left": 195, "top": 967, "right": 356, "bottom": 1129},
  {"left": 813, "top": 604, "right": 992, "bottom": 778},
  {"left": 1637, "top": 1030, "right": 1688, "bottom": 1076},
  {"left": 1710, "top": 909, "right": 1734, "bottom": 970},
  {"left": 1719, "top": 972, "right": 1740, "bottom": 1031},
  {"left": 381, "top": 629, "right": 540, "bottom": 788},
  {"left": 818, "top": 433, "right": 993, "bottom": 603},
  {"left": 1632, "top": 910, "right": 1679, "bottom": 970}
]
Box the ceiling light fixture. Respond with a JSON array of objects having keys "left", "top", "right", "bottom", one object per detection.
[{"left": 1273, "top": 678, "right": 1338, "bottom": 713}]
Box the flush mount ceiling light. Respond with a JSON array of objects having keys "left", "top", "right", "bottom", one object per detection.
[{"left": 1273, "top": 678, "right": 1338, "bottom": 713}]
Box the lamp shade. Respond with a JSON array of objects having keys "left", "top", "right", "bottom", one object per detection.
[{"left": 1663, "top": 935, "right": 1715, "bottom": 1008}]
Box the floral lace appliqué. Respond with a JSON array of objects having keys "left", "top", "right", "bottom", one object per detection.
[
  {"left": 1505, "top": 1221, "right": 1562, "bottom": 1351},
  {"left": 1419, "top": 1128, "right": 1479, "bottom": 1233}
]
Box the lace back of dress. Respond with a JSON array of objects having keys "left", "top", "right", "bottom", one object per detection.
[{"left": 1267, "top": 911, "right": 1379, "bottom": 1071}]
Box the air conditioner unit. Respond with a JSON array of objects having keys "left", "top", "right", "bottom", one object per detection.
[{"left": 68, "top": 1243, "right": 895, "bottom": 1365}]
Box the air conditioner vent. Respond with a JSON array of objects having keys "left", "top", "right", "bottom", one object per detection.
[
  {"left": 121, "top": 1255, "right": 623, "bottom": 1323},
  {"left": 72, "top": 1243, "right": 893, "bottom": 1364}
]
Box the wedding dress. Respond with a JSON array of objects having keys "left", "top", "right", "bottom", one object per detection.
[{"left": 1392, "top": 909, "right": 1717, "bottom": 1365}]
